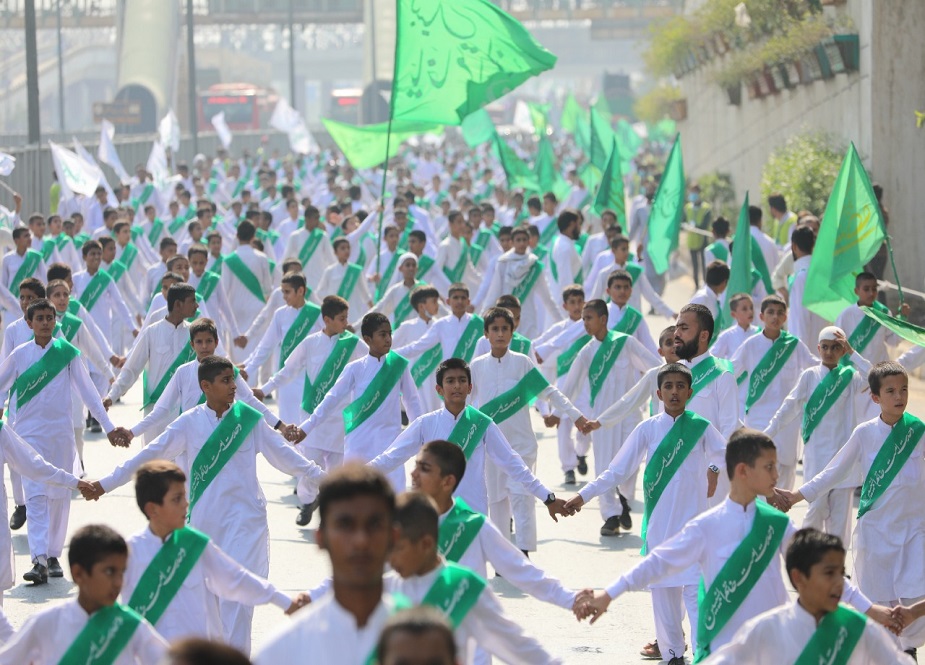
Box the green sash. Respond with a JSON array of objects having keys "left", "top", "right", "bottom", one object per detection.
[
  {"left": 188, "top": 402, "right": 262, "bottom": 516},
  {"left": 73, "top": 232, "right": 91, "bottom": 250},
  {"left": 469, "top": 229, "right": 492, "bottom": 266},
  {"left": 613, "top": 306, "right": 643, "bottom": 336},
  {"left": 443, "top": 240, "right": 469, "bottom": 283},
  {"left": 848, "top": 300, "right": 889, "bottom": 354},
  {"left": 510, "top": 331, "right": 531, "bottom": 355},
  {"left": 420, "top": 563, "right": 486, "bottom": 629},
  {"left": 143, "top": 345, "right": 197, "bottom": 409},
  {"left": 695, "top": 501, "right": 789, "bottom": 662},
  {"left": 451, "top": 316, "right": 484, "bottom": 364},
  {"left": 479, "top": 367, "right": 549, "bottom": 425},
  {"left": 108, "top": 259, "right": 127, "bottom": 283},
  {"left": 337, "top": 263, "right": 363, "bottom": 302},
  {"left": 588, "top": 331, "right": 629, "bottom": 407},
  {"left": 119, "top": 243, "right": 139, "bottom": 272},
  {"left": 356, "top": 232, "right": 377, "bottom": 269},
  {"left": 705, "top": 241, "right": 729, "bottom": 263},
  {"left": 511, "top": 259, "right": 545, "bottom": 303},
  {"left": 624, "top": 261, "right": 644, "bottom": 284},
  {"left": 857, "top": 412, "right": 925, "bottom": 519},
  {"left": 411, "top": 343, "right": 443, "bottom": 389},
  {"left": 55, "top": 232, "right": 71, "bottom": 251},
  {"left": 297, "top": 228, "right": 325, "bottom": 266},
  {"left": 168, "top": 216, "right": 187, "bottom": 236},
  {"left": 375, "top": 251, "right": 401, "bottom": 301},
  {"left": 78, "top": 270, "right": 114, "bottom": 313},
  {"left": 393, "top": 282, "right": 423, "bottom": 325},
  {"left": 58, "top": 311, "right": 84, "bottom": 342},
  {"left": 209, "top": 254, "right": 224, "bottom": 276},
  {"left": 417, "top": 254, "right": 435, "bottom": 280},
  {"left": 690, "top": 356, "right": 732, "bottom": 399},
  {"left": 301, "top": 332, "right": 359, "bottom": 413},
  {"left": 127, "top": 527, "right": 209, "bottom": 627},
  {"left": 11, "top": 249, "right": 42, "bottom": 294},
  {"left": 640, "top": 412, "right": 710, "bottom": 553},
  {"left": 343, "top": 351, "right": 409, "bottom": 434},
  {"left": 224, "top": 253, "right": 266, "bottom": 303},
  {"left": 13, "top": 338, "right": 80, "bottom": 407},
  {"left": 446, "top": 406, "right": 493, "bottom": 460},
  {"left": 538, "top": 219, "right": 558, "bottom": 248},
  {"left": 802, "top": 362, "right": 856, "bottom": 443},
  {"left": 750, "top": 237, "right": 773, "bottom": 293},
  {"left": 556, "top": 334, "right": 591, "bottom": 378},
  {"left": 793, "top": 605, "right": 867, "bottom": 665},
  {"left": 439, "top": 497, "right": 485, "bottom": 562},
  {"left": 745, "top": 332, "right": 799, "bottom": 413},
  {"left": 147, "top": 219, "right": 165, "bottom": 246},
  {"left": 280, "top": 303, "right": 322, "bottom": 368},
  {"left": 397, "top": 220, "right": 416, "bottom": 251},
  {"left": 195, "top": 270, "right": 221, "bottom": 303},
  {"left": 41, "top": 237, "right": 56, "bottom": 262},
  {"left": 57, "top": 604, "right": 142, "bottom": 665}
]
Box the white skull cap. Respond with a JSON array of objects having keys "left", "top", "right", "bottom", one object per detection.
[{"left": 818, "top": 326, "right": 845, "bottom": 343}]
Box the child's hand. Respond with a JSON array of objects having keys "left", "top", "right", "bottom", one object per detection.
[
  {"left": 574, "top": 590, "right": 612, "bottom": 624},
  {"left": 867, "top": 604, "right": 903, "bottom": 635},
  {"left": 285, "top": 593, "right": 312, "bottom": 615},
  {"left": 542, "top": 415, "right": 560, "bottom": 428},
  {"left": 706, "top": 468, "right": 719, "bottom": 498},
  {"left": 546, "top": 498, "right": 569, "bottom": 523},
  {"left": 564, "top": 495, "right": 585, "bottom": 515}
]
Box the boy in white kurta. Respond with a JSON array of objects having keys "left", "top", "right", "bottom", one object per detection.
[
  {"left": 395, "top": 283, "right": 484, "bottom": 366},
  {"left": 729, "top": 295, "right": 817, "bottom": 490},
  {"left": 282, "top": 206, "right": 335, "bottom": 289},
  {"left": 317, "top": 238, "right": 372, "bottom": 329},
  {"left": 123, "top": 461, "right": 304, "bottom": 646},
  {"left": 706, "top": 528, "right": 912, "bottom": 664},
  {"left": 781, "top": 361, "right": 925, "bottom": 653},
  {"left": 90, "top": 356, "right": 325, "bottom": 653},
  {"left": 393, "top": 286, "right": 444, "bottom": 415},
  {"left": 566, "top": 363, "right": 725, "bottom": 663},
  {"left": 605, "top": 269, "right": 658, "bottom": 353},
  {"left": 220, "top": 221, "right": 272, "bottom": 362},
  {"left": 470, "top": 307, "right": 586, "bottom": 553},
  {"left": 369, "top": 252, "right": 429, "bottom": 327},
  {"left": 560, "top": 299, "right": 660, "bottom": 532},
  {"left": 289, "top": 313, "right": 422, "bottom": 492},
  {"left": 835, "top": 271, "right": 908, "bottom": 366},
  {"left": 764, "top": 326, "right": 871, "bottom": 544},
  {"left": 0, "top": 524, "right": 168, "bottom": 664},
  {"left": 72, "top": 239, "right": 138, "bottom": 343}
]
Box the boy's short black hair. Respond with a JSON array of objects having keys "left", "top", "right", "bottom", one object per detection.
[
  {"left": 729, "top": 292, "right": 752, "bottom": 312},
  {"left": 658, "top": 325, "right": 676, "bottom": 348},
  {"left": 760, "top": 294, "right": 787, "bottom": 314},
  {"left": 12, "top": 227, "right": 30, "bottom": 240},
  {"left": 583, "top": 298, "right": 608, "bottom": 318},
  {"left": 332, "top": 237, "right": 350, "bottom": 252},
  {"left": 187, "top": 245, "right": 208, "bottom": 259},
  {"left": 167, "top": 638, "right": 252, "bottom": 665},
  {"left": 657, "top": 363, "right": 693, "bottom": 390},
  {"left": 868, "top": 360, "right": 907, "bottom": 396},
  {"left": 711, "top": 217, "right": 730, "bottom": 237},
  {"left": 377, "top": 607, "right": 456, "bottom": 665},
  {"left": 26, "top": 298, "right": 54, "bottom": 321},
  {"left": 160, "top": 236, "right": 178, "bottom": 251},
  {"left": 361, "top": 312, "right": 390, "bottom": 339},
  {"left": 81, "top": 239, "right": 102, "bottom": 257},
  {"left": 725, "top": 427, "right": 776, "bottom": 480},
  {"left": 447, "top": 283, "right": 469, "bottom": 299},
  {"left": 408, "top": 229, "right": 426, "bottom": 244},
  {"left": 495, "top": 294, "right": 521, "bottom": 311},
  {"left": 112, "top": 220, "right": 130, "bottom": 235},
  {"left": 679, "top": 303, "right": 715, "bottom": 339},
  {"left": 704, "top": 260, "right": 730, "bottom": 288},
  {"left": 135, "top": 460, "right": 187, "bottom": 516},
  {"left": 68, "top": 524, "right": 128, "bottom": 573},
  {"left": 281, "top": 271, "right": 307, "bottom": 292},
  {"left": 526, "top": 224, "right": 540, "bottom": 240},
  {"left": 610, "top": 235, "right": 630, "bottom": 250},
  {"left": 420, "top": 440, "right": 467, "bottom": 490},
  {"left": 236, "top": 220, "right": 257, "bottom": 242},
  {"left": 436, "top": 358, "right": 471, "bottom": 386},
  {"left": 189, "top": 317, "right": 218, "bottom": 342},
  {"left": 46, "top": 262, "right": 72, "bottom": 283},
  {"left": 318, "top": 463, "right": 396, "bottom": 530},
  {"left": 855, "top": 271, "right": 877, "bottom": 286},
  {"left": 321, "top": 295, "right": 349, "bottom": 320},
  {"left": 18, "top": 277, "right": 45, "bottom": 298},
  {"left": 167, "top": 283, "right": 196, "bottom": 312},
  {"left": 198, "top": 355, "right": 234, "bottom": 384},
  {"left": 785, "top": 528, "right": 845, "bottom": 588},
  {"left": 606, "top": 269, "right": 632, "bottom": 289},
  {"left": 394, "top": 491, "right": 439, "bottom": 543},
  {"left": 482, "top": 306, "right": 514, "bottom": 331},
  {"left": 410, "top": 285, "right": 440, "bottom": 311},
  {"left": 557, "top": 209, "right": 579, "bottom": 233},
  {"left": 791, "top": 225, "right": 815, "bottom": 254},
  {"left": 562, "top": 284, "right": 584, "bottom": 303}
]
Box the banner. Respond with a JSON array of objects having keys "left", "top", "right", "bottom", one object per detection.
[
  {"left": 49, "top": 141, "right": 101, "bottom": 197},
  {"left": 97, "top": 119, "right": 130, "bottom": 183},
  {"left": 211, "top": 112, "right": 233, "bottom": 149},
  {"left": 158, "top": 109, "right": 181, "bottom": 152}
]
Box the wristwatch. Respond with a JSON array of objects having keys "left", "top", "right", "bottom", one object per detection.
[
  {"left": 708, "top": 464, "right": 720, "bottom": 474},
  {"left": 544, "top": 493, "right": 557, "bottom": 505}
]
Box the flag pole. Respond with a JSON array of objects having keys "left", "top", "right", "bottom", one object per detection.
[
  {"left": 375, "top": 0, "right": 402, "bottom": 281},
  {"left": 882, "top": 230, "right": 905, "bottom": 310}
]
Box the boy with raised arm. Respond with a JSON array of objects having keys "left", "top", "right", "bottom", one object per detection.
[
  {"left": 0, "top": 525, "right": 168, "bottom": 664},
  {"left": 835, "top": 271, "right": 908, "bottom": 366},
  {"left": 368, "top": 358, "right": 567, "bottom": 519},
  {"left": 396, "top": 283, "right": 484, "bottom": 366},
  {"left": 89, "top": 356, "right": 325, "bottom": 652},
  {"left": 567, "top": 364, "right": 725, "bottom": 663}
]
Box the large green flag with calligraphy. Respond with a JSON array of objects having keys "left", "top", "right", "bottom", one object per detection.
[
  {"left": 804, "top": 143, "right": 886, "bottom": 322},
  {"left": 646, "top": 134, "right": 685, "bottom": 275},
  {"left": 322, "top": 118, "right": 442, "bottom": 169},
  {"left": 591, "top": 137, "right": 625, "bottom": 224},
  {"left": 391, "top": 0, "right": 557, "bottom": 125}
]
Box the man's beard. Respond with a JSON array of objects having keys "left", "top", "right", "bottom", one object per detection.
[{"left": 675, "top": 336, "right": 700, "bottom": 361}]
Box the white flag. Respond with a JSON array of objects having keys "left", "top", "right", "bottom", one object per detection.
[
  {"left": 0, "top": 152, "right": 15, "bottom": 177},
  {"left": 146, "top": 140, "right": 170, "bottom": 188},
  {"left": 75, "top": 138, "right": 118, "bottom": 207},
  {"left": 97, "top": 120, "right": 130, "bottom": 184},
  {"left": 270, "top": 99, "right": 316, "bottom": 155},
  {"left": 158, "top": 109, "right": 181, "bottom": 153},
  {"left": 49, "top": 141, "right": 101, "bottom": 198},
  {"left": 211, "top": 112, "right": 232, "bottom": 150},
  {"left": 512, "top": 100, "right": 533, "bottom": 134}
]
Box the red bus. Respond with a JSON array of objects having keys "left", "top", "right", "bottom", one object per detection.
[
  {"left": 328, "top": 87, "right": 362, "bottom": 124},
  {"left": 198, "top": 83, "right": 277, "bottom": 131}
]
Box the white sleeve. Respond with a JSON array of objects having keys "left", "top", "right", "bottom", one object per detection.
[
  {"left": 201, "top": 542, "right": 290, "bottom": 609},
  {"left": 635, "top": 273, "right": 675, "bottom": 318},
  {"left": 130, "top": 372, "right": 183, "bottom": 438},
  {"left": 1, "top": 427, "right": 79, "bottom": 489},
  {"left": 243, "top": 311, "right": 283, "bottom": 376},
  {"left": 484, "top": 423, "right": 550, "bottom": 502},
  {"left": 465, "top": 588, "right": 563, "bottom": 665},
  {"left": 578, "top": 424, "right": 647, "bottom": 502},
  {"left": 596, "top": 368, "right": 657, "bottom": 428},
  {"left": 368, "top": 417, "right": 425, "bottom": 474},
  {"left": 764, "top": 371, "right": 810, "bottom": 440},
  {"left": 799, "top": 429, "right": 863, "bottom": 502},
  {"left": 108, "top": 325, "right": 152, "bottom": 400}
]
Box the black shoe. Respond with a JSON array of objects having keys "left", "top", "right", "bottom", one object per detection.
[
  {"left": 666, "top": 658, "right": 685, "bottom": 665},
  {"left": 619, "top": 494, "right": 633, "bottom": 530},
  {"left": 905, "top": 648, "right": 917, "bottom": 662},
  {"left": 564, "top": 470, "right": 576, "bottom": 485},
  {"left": 600, "top": 515, "right": 622, "bottom": 536},
  {"left": 296, "top": 499, "right": 318, "bottom": 527},
  {"left": 47, "top": 557, "right": 64, "bottom": 577},
  {"left": 89, "top": 417, "right": 102, "bottom": 433},
  {"left": 9, "top": 505, "right": 26, "bottom": 530},
  {"left": 23, "top": 563, "right": 48, "bottom": 585},
  {"left": 576, "top": 456, "right": 588, "bottom": 476}
]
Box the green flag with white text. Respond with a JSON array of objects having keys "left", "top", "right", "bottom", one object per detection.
[
  {"left": 591, "top": 137, "right": 625, "bottom": 225},
  {"left": 804, "top": 143, "right": 886, "bottom": 322},
  {"left": 322, "top": 118, "right": 442, "bottom": 169},
  {"left": 391, "top": 0, "right": 557, "bottom": 125},
  {"left": 646, "top": 134, "right": 685, "bottom": 275}
]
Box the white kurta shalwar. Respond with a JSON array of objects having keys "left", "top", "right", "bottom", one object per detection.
[
  {"left": 72, "top": 269, "right": 137, "bottom": 341},
  {"left": 435, "top": 235, "right": 481, "bottom": 292},
  {"left": 107, "top": 318, "right": 192, "bottom": 406},
  {"left": 396, "top": 312, "right": 481, "bottom": 363},
  {"left": 316, "top": 261, "right": 372, "bottom": 328},
  {"left": 548, "top": 234, "right": 582, "bottom": 299},
  {"left": 835, "top": 303, "right": 902, "bottom": 366},
  {"left": 219, "top": 246, "right": 272, "bottom": 362},
  {"left": 283, "top": 226, "right": 336, "bottom": 289},
  {"left": 480, "top": 251, "right": 562, "bottom": 340},
  {"left": 392, "top": 316, "right": 442, "bottom": 414}
]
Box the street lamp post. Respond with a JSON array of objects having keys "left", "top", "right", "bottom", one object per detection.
[
  {"left": 56, "top": 0, "right": 66, "bottom": 132},
  {"left": 186, "top": 0, "right": 199, "bottom": 156}
]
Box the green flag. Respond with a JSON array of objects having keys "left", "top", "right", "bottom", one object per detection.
[
  {"left": 589, "top": 108, "right": 615, "bottom": 170},
  {"left": 322, "top": 118, "right": 442, "bottom": 169},
  {"left": 494, "top": 134, "right": 540, "bottom": 192},
  {"left": 575, "top": 110, "right": 591, "bottom": 154},
  {"left": 593, "top": 94, "right": 611, "bottom": 119},
  {"left": 646, "top": 134, "right": 685, "bottom": 275},
  {"left": 804, "top": 143, "right": 886, "bottom": 322},
  {"left": 391, "top": 0, "right": 557, "bottom": 125},
  {"left": 461, "top": 109, "right": 496, "bottom": 147},
  {"left": 528, "top": 102, "right": 550, "bottom": 136},
  {"left": 579, "top": 162, "right": 601, "bottom": 196},
  {"left": 616, "top": 119, "right": 643, "bottom": 164},
  {"left": 724, "top": 194, "right": 753, "bottom": 323},
  {"left": 560, "top": 92, "right": 581, "bottom": 134},
  {"left": 861, "top": 306, "right": 925, "bottom": 347},
  {"left": 534, "top": 135, "right": 569, "bottom": 199},
  {"left": 591, "top": 137, "right": 625, "bottom": 224},
  {"left": 647, "top": 118, "right": 677, "bottom": 143}
]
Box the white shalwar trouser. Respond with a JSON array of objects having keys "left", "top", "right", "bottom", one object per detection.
[
  {"left": 25, "top": 495, "right": 69, "bottom": 564},
  {"left": 652, "top": 584, "right": 699, "bottom": 661}
]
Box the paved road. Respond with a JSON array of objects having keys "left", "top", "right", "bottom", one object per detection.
[{"left": 3, "top": 274, "right": 922, "bottom": 662}]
